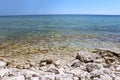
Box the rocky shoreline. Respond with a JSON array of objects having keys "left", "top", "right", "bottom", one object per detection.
[{"left": 0, "top": 49, "right": 120, "bottom": 80}]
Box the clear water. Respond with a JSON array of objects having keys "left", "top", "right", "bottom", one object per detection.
[{"left": 0, "top": 15, "right": 120, "bottom": 57}]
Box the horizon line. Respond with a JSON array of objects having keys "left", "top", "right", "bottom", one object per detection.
[{"left": 0, "top": 14, "right": 120, "bottom": 16}]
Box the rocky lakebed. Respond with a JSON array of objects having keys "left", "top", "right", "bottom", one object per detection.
[{"left": 0, "top": 49, "right": 120, "bottom": 80}]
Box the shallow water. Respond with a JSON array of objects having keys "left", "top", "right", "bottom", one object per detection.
[{"left": 0, "top": 15, "right": 120, "bottom": 61}]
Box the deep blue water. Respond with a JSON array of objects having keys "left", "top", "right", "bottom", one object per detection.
[{"left": 0, "top": 15, "right": 120, "bottom": 50}]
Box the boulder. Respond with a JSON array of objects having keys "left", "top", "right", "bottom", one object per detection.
[{"left": 76, "top": 51, "right": 100, "bottom": 63}]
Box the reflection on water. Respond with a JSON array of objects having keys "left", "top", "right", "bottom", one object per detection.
[{"left": 0, "top": 15, "right": 120, "bottom": 61}]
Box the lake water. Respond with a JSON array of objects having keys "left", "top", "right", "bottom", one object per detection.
[{"left": 0, "top": 15, "right": 120, "bottom": 60}]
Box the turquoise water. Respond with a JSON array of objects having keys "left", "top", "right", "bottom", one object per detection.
[{"left": 0, "top": 15, "right": 120, "bottom": 51}]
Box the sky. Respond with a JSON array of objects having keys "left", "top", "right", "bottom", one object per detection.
[{"left": 0, "top": 0, "right": 120, "bottom": 15}]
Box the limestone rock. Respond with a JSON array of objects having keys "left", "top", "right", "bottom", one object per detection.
[
  {"left": 0, "top": 69, "right": 10, "bottom": 78},
  {"left": 86, "top": 63, "right": 103, "bottom": 72},
  {"left": 100, "top": 74, "right": 112, "bottom": 80},
  {"left": 47, "top": 64, "right": 59, "bottom": 74},
  {"left": 71, "top": 59, "right": 81, "bottom": 67},
  {"left": 76, "top": 51, "right": 100, "bottom": 63},
  {"left": 114, "top": 77, "right": 120, "bottom": 80},
  {"left": 54, "top": 60, "right": 61, "bottom": 67},
  {"left": 2, "top": 75, "right": 25, "bottom": 80},
  {"left": 73, "top": 77, "right": 79, "bottom": 80},
  {"left": 0, "top": 61, "right": 6, "bottom": 69},
  {"left": 90, "top": 70, "right": 104, "bottom": 78},
  {"left": 94, "top": 59, "right": 104, "bottom": 63},
  {"left": 31, "top": 77, "right": 39, "bottom": 80}
]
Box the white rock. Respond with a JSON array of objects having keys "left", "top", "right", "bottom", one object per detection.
[
  {"left": 90, "top": 70, "right": 104, "bottom": 78},
  {"left": 47, "top": 64, "right": 59, "bottom": 74},
  {"left": 100, "top": 74, "right": 112, "bottom": 80},
  {"left": 0, "top": 68, "right": 10, "bottom": 78},
  {"left": 21, "top": 70, "right": 39, "bottom": 77},
  {"left": 86, "top": 63, "right": 103, "bottom": 72},
  {"left": 93, "top": 78, "right": 102, "bottom": 80},
  {"left": 54, "top": 60, "right": 61, "bottom": 66},
  {"left": 2, "top": 75, "right": 25, "bottom": 80},
  {"left": 55, "top": 74, "right": 72, "bottom": 80},
  {"left": 43, "top": 75, "right": 55, "bottom": 80},
  {"left": 55, "top": 74, "right": 63, "bottom": 80},
  {"left": 63, "top": 77, "right": 73, "bottom": 80},
  {"left": 24, "top": 64, "right": 30, "bottom": 69},
  {"left": 0, "top": 61, "right": 6, "bottom": 69},
  {"left": 31, "top": 77, "right": 39, "bottom": 80},
  {"left": 114, "top": 77, "right": 120, "bottom": 80},
  {"left": 76, "top": 51, "right": 100, "bottom": 62},
  {"left": 73, "top": 77, "right": 79, "bottom": 80},
  {"left": 115, "top": 65, "right": 120, "bottom": 71},
  {"left": 69, "top": 69, "right": 90, "bottom": 80},
  {"left": 40, "top": 62, "right": 47, "bottom": 66},
  {"left": 94, "top": 59, "right": 104, "bottom": 63},
  {"left": 71, "top": 59, "right": 81, "bottom": 67}
]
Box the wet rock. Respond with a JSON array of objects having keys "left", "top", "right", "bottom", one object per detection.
[
  {"left": 76, "top": 51, "right": 100, "bottom": 63},
  {"left": 93, "top": 49, "right": 120, "bottom": 58}
]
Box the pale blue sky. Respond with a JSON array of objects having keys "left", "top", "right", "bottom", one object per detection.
[{"left": 0, "top": 0, "right": 120, "bottom": 15}]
